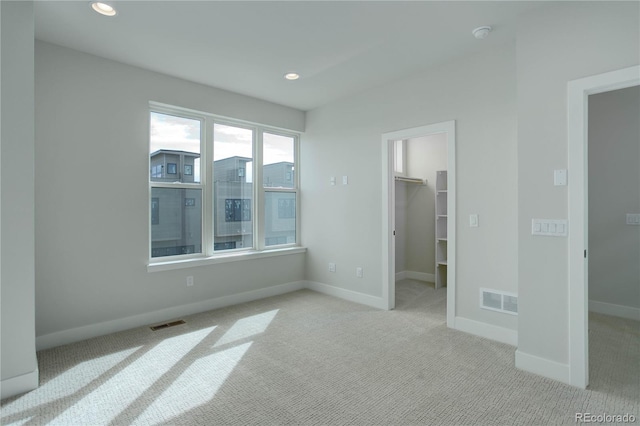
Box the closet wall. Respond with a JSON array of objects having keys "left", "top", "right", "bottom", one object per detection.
[{"left": 395, "top": 134, "right": 447, "bottom": 280}]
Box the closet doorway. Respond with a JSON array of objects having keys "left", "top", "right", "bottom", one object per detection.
[
  {"left": 568, "top": 65, "right": 639, "bottom": 389},
  {"left": 381, "top": 121, "right": 456, "bottom": 328}
]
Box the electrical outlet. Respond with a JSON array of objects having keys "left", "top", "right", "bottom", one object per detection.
[
  {"left": 356, "top": 267, "right": 363, "bottom": 278},
  {"left": 186, "top": 276, "right": 194, "bottom": 287},
  {"left": 329, "top": 263, "right": 336, "bottom": 273}
]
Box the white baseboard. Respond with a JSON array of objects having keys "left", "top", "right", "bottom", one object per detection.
[
  {"left": 1, "top": 368, "right": 39, "bottom": 400},
  {"left": 589, "top": 300, "right": 640, "bottom": 321},
  {"left": 395, "top": 271, "right": 435, "bottom": 283},
  {"left": 36, "top": 281, "right": 306, "bottom": 350},
  {"left": 454, "top": 316, "right": 518, "bottom": 346},
  {"left": 305, "top": 281, "right": 387, "bottom": 310},
  {"left": 515, "top": 350, "right": 571, "bottom": 385}
]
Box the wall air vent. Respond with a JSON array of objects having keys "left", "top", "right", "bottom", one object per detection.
[
  {"left": 480, "top": 288, "right": 518, "bottom": 315},
  {"left": 150, "top": 319, "right": 186, "bottom": 331}
]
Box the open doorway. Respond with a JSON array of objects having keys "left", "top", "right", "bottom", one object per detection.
[
  {"left": 393, "top": 135, "right": 447, "bottom": 310},
  {"left": 587, "top": 86, "right": 639, "bottom": 393},
  {"left": 567, "top": 65, "right": 639, "bottom": 389},
  {"left": 381, "top": 121, "right": 456, "bottom": 328}
]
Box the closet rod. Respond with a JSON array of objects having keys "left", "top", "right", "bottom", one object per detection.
[{"left": 395, "top": 176, "right": 426, "bottom": 185}]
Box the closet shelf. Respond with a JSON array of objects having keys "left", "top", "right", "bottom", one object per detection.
[
  {"left": 395, "top": 176, "right": 426, "bottom": 185},
  {"left": 435, "top": 170, "right": 448, "bottom": 289}
]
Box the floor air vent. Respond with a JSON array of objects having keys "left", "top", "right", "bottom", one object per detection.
[
  {"left": 150, "top": 320, "right": 186, "bottom": 331},
  {"left": 480, "top": 288, "right": 518, "bottom": 315}
]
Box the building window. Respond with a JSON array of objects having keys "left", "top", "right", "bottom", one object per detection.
[
  {"left": 151, "top": 197, "right": 160, "bottom": 225},
  {"left": 151, "top": 165, "right": 163, "bottom": 178},
  {"left": 224, "top": 199, "right": 251, "bottom": 222},
  {"left": 214, "top": 241, "right": 236, "bottom": 250},
  {"left": 278, "top": 198, "right": 295, "bottom": 219},
  {"left": 150, "top": 105, "right": 299, "bottom": 261}
]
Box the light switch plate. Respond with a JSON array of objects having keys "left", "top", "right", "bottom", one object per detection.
[
  {"left": 532, "top": 219, "right": 568, "bottom": 237},
  {"left": 469, "top": 214, "right": 479, "bottom": 227},
  {"left": 626, "top": 213, "right": 640, "bottom": 225},
  {"left": 342, "top": 176, "right": 348, "bottom": 185},
  {"left": 554, "top": 169, "right": 567, "bottom": 186}
]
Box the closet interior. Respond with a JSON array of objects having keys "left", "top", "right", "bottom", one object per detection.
[{"left": 394, "top": 134, "right": 448, "bottom": 294}]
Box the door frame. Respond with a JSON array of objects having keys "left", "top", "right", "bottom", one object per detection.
[
  {"left": 381, "top": 120, "right": 456, "bottom": 327},
  {"left": 567, "top": 65, "right": 639, "bottom": 389}
]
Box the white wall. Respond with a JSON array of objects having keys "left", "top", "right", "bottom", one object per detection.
[
  {"left": 516, "top": 2, "right": 639, "bottom": 374},
  {"left": 1, "top": 1, "right": 39, "bottom": 398},
  {"left": 303, "top": 41, "right": 518, "bottom": 332},
  {"left": 34, "top": 42, "right": 305, "bottom": 346},
  {"left": 588, "top": 86, "right": 640, "bottom": 318},
  {"left": 405, "top": 134, "right": 447, "bottom": 276}
]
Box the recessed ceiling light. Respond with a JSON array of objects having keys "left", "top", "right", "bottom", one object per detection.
[
  {"left": 284, "top": 73, "right": 300, "bottom": 81},
  {"left": 91, "top": 2, "right": 117, "bottom": 17}
]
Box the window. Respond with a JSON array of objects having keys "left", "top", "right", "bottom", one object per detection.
[
  {"left": 263, "top": 132, "right": 297, "bottom": 246},
  {"left": 394, "top": 139, "right": 406, "bottom": 176},
  {"left": 150, "top": 111, "right": 203, "bottom": 259},
  {"left": 213, "top": 123, "right": 254, "bottom": 252},
  {"left": 149, "top": 105, "right": 299, "bottom": 262}
]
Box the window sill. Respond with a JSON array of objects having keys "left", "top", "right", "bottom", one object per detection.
[{"left": 147, "top": 246, "right": 307, "bottom": 273}]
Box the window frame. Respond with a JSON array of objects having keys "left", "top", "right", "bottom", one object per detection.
[{"left": 148, "top": 102, "right": 300, "bottom": 266}]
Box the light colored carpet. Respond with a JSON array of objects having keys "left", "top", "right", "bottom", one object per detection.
[{"left": 1, "top": 279, "right": 638, "bottom": 425}]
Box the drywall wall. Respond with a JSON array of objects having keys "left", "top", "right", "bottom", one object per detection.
[
  {"left": 516, "top": 2, "right": 639, "bottom": 371},
  {"left": 1, "top": 1, "right": 39, "bottom": 398},
  {"left": 588, "top": 86, "right": 640, "bottom": 317},
  {"left": 303, "top": 41, "right": 518, "bottom": 332},
  {"left": 34, "top": 42, "right": 305, "bottom": 343},
  {"left": 405, "top": 134, "right": 447, "bottom": 276}
]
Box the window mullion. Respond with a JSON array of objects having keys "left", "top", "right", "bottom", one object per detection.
[
  {"left": 255, "top": 129, "right": 265, "bottom": 251},
  {"left": 295, "top": 135, "right": 300, "bottom": 246},
  {"left": 204, "top": 117, "right": 214, "bottom": 256}
]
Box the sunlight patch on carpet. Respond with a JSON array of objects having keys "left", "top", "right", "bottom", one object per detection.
[
  {"left": 46, "top": 326, "right": 215, "bottom": 425},
  {"left": 134, "top": 342, "right": 253, "bottom": 425},
  {"left": 213, "top": 309, "right": 278, "bottom": 347}
]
